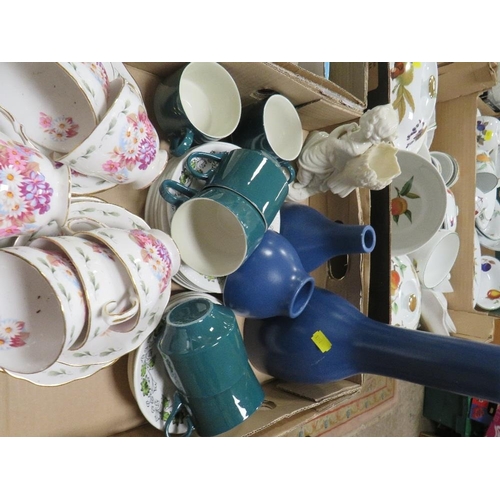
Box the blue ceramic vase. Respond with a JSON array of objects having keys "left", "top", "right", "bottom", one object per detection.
[
  {"left": 244, "top": 287, "right": 500, "bottom": 403},
  {"left": 279, "top": 202, "right": 376, "bottom": 273},
  {"left": 223, "top": 229, "right": 315, "bottom": 319}
]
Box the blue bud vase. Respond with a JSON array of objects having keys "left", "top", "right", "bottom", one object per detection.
[
  {"left": 223, "top": 229, "right": 315, "bottom": 319},
  {"left": 279, "top": 202, "right": 376, "bottom": 273},
  {"left": 244, "top": 287, "right": 500, "bottom": 403}
]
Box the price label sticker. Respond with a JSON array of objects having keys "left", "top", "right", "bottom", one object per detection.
[{"left": 311, "top": 330, "right": 332, "bottom": 353}]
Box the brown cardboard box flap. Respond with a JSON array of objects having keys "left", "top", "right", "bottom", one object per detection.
[{"left": 437, "top": 62, "right": 498, "bottom": 102}]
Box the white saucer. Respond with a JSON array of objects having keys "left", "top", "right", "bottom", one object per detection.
[{"left": 70, "top": 169, "right": 116, "bottom": 195}]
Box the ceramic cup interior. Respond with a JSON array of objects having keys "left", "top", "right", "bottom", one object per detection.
[
  {"left": 263, "top": 94, "right": 303, "bottom": 161},
  {"left": 180, "top": 62, "right": 241, "bottom": 139}
]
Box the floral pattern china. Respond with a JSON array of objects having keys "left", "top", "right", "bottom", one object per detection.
[{"left": 390, "top": 62, "right": 438, "bottom": 153}]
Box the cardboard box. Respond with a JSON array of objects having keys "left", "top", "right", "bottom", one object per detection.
[
  {"left": 0, "top": 62, "right": 372, "bottom": 437},
  {"left": 431, "top": 62, "right": 498, "bottom": 342}
]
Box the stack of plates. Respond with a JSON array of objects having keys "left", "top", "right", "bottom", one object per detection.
[{"left": 144, "top": 141, "right": 281, "bottom": 293}]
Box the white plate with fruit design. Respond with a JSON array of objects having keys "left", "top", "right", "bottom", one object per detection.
[
  {"left": 391, "top": 150, "right": 447, "bottom": 256},
  {"left": 390, "top": 62, "right": 438, "bottom": 153}
]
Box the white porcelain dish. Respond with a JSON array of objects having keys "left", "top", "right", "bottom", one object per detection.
[
  {"left": 390, "top": 62, "right": 438, "bottom": 153},
  {"left": 477, "top": 256, "right": 500, "bottom": 311},
  {"left": 390, "top": 254, "right": 422, "bottom": 330},
  {"left": 391, "top": 150, "right": 447, "bottom": 255}
]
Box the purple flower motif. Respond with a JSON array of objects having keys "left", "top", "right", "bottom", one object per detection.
[
  {"left": 20, "top": 170, "right": 53, "bottom": 214},
  {"left": 137, "top": 136, "right": 156, "bottom": 170}
]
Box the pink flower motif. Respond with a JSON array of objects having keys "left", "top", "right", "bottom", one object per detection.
[
  {"left": 0, "top": 319, "right": 29, "bottom": 350},
  {"left": 39, "top": 112, "right": 53, "bottom": 129},
  {"left": 40, "top": 113, "right": 79, "bottom": 142},
  {"left": 102, "top": 160, "right": 121, "bottom": 173}
]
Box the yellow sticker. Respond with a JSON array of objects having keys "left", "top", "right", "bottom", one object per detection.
[{"left": 311, "top": 330, "right": 332, "bottom": 353}]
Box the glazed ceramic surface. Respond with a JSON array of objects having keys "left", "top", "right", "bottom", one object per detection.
[
  {"left": 390, "top": 62, "right": 438, "bottom": 153},
  {"left": 477, "top": 256, "right": 500, "bottom": 311},
  {"left": 430, "top": 151, "right": 459, "bottom": 188},
  {"left": 154, "top": 62, "right": 242, "bottom": 156},
  {"left": 243, "top": 286, "right": 500, "bottom": 402},
  {"left": 5, "top": 359, "right": 115, "bottom": 387},
  {"left": 128, "top": 292, "right": 222, "bottom": 432},
  {"left": 473, "top": 230, "right": 482, "bottom": 308},
  {"left": 0, "top": 63, "right": 105, "bottom": 154},
  {"left": 476, "top": 151, "right": 498, "bottom": 194},
  {"left": 390, "top": 254, "right": 422, "bottom": 330},
  {"left": 279, "top": 202, "right": 376, "bottom": 273},
  {"left": 0, "top": 129, "right": 71, "bottom": 242},
  {"left": 56, "top": 79, "right": 168, "bottom": 190},
  {"left": 476, "top": 196, "right": 500, "bottom": 241},
  {"left": 477, "top": 116, "right": 500, "bottom": 155},
  {"left": 0, "top": 251, "right": 68, "bottom": 374},
  {"left": 70, "top": 169, "right": 115, "bottom": 195},
  {"left": 391, "top": 150, "right": 447, "bottom": 256},
  {"left": 223, "top": 229, "right": 315, "bottom": 319},
  {"left": 442, "top": 188, "right": 458, "bottom": 232}
]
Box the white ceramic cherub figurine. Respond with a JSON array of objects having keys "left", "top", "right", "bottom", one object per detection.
[{"left": 287, "top": 104, "right": 401, "bottom": 200}]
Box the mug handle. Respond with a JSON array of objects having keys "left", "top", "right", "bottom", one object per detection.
[
  {"left": 185, "top": 151, "right": 227, "bottom": 180},
  {"left": 102, "top": 296, "right": 140, "bottom": 326},
  {"left": 165, "top": 392, "right": 195, "bottom": 437},
  {"left": 278, "top": 159, "right": 296, "bottom": 184},
  {"left": 159, "top": 179, "right": 198, "bottom": 208},
  {"left": 169, "top": 128, "right": 195, "bottom": 157}
]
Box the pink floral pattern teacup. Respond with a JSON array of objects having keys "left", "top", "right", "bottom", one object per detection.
[{"left": 55, "top": 79, "right": 168, "bottom": 190}]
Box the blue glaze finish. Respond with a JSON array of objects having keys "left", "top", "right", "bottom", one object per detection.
[
  {"left": 244, "top": 287, "right": 500, "bottom": 403},
  {"left": 158, "top": 298, "right": 264, "bottom": 436},
  {"left": 279, "top": 202, "right": 376, "bottom": 273},
  {"left": 223, "top": 230, "right": 315, "bottom": 319}
]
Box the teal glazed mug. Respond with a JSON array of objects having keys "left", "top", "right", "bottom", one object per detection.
[
  {"left": 159, "top": 182, "right": 267, "bottom": 277},
  {"left": 229, "top": 93, "right": 303, "bottom": 165},
  {"left": 157, "top": 297, "right": 265, "bottom": 437},
  {"left": 153, "top": 62, "right": 242, "bottom": 157},
  {"left": 183, "top": 148, "right": 295, "bottom": 227}
]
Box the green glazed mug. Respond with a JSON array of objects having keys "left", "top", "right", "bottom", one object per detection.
[
  {"left": 157, "top": 297, "right": 265, "bottom": 437},
  {"left": 183, "top": 148, "right": 294, "bottom": 227},
  {"left": 153, "top": 62, "right": 242, "bottom": 157},
  {"left": 159, "top": 181, "right": 267, "bottom": 277}
]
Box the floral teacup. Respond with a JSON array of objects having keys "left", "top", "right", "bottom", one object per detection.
[
  {"left": 0, "top": 109, "right": 71, "bottom": 245},
  {"left": 54, "top": 78, "right": 168, "bottom": 190},
  {"left": 78, "top": 227, "right": 180, "bottom": 325}
]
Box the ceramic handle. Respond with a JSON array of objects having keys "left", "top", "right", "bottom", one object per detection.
[
  {"left": 102, "top": 296, "right": 139, "bottom": 326},
  {"left": 185, "top": 151, "right": 227, "bottom": 180},
  {"left": 164, "top": 392, "right": 194, "bottom": 437},
  {"left": 159, "top": 179, "right": 198, "bottom": 208},
  {"left": 169, "top": 128, "right": 194, "bottom": 157}
]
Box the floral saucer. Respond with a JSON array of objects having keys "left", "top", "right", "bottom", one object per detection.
[
  {"left": 476, "top": 194, "right": 500, "bottom": 240},
  {"left": 70, "top": 169, "right": 116, "bottom": 195},
  {"left": 5, "top": 359, "right": 115, "bottom": 387},
  {"left": 128, "top": 291, "right": 222, "bottom": 432},
  {"left": 391, "top": 150, "right": 447, "bottom": 256},
  {"left": 390, "top": 254, "right": 421, "bottom": 330},
  {"left": 390, "top": 62, "right": 438, "bottom": 153}
]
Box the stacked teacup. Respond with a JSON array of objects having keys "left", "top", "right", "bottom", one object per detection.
[{"left": 0, "top": 224, "right": 180, "bottom": 383}]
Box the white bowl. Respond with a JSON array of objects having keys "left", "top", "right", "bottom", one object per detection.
[
  {"left": 391, "top": 150, "right": 448, "bottom": 256},
  {"left": 477, "top": 256, "right": 500, "bottom": 311}
]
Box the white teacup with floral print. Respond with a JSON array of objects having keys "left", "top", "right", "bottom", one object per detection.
[
  {"left": 0, "top": 244, "right": 88, "bottom": 371},
  {"left": 0, "top": 120, "right": 71, "bottom": 245},
  {"left": 78, "top": 227, "right": 180, "bottom": 323},
  {"left": 0, "top": 63, "right": 110, "bottom": 155},
  {"left": 29, "top": 234, "right": 142, "bottom": 353},
  {"left": 54, "top": 78, "right": 168, "bottom": 190}
]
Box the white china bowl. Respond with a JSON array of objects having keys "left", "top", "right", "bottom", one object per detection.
[{"left": 391, "top": 150, "right": 448, "bottom": 256}]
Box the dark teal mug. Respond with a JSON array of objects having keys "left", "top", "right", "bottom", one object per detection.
[
  {"left": 183, "top": 148, "right": 294, "bottom": 227},
  {"left": 153, "top": 62, "right": 242, "bottom": 157},
  {"left": 157, "top": 298, "right": 265, "bottom": 437}
]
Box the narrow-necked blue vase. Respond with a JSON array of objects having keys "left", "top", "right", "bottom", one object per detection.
[
  {"left": 279, "top": 202, "right": 376, "bottom": 273},
  {"left": 244, "top": 287, "right": 500, "bottom": 403},
  {"left": 223, "top": 229, "right": 315, "bottom": 319}
]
